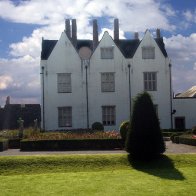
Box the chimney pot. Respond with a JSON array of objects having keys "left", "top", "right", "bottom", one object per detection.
[
  {"left": 156, "top": 28, "right": 161, "bottom": 38},
  {"left": 93, "top": 19, "right": 98, "bottom": 49},
  {"left": 114, "top": 18, "right": 119, "bottom": 41},
  {"left": 72, "top": 19, "right": 77, "bottom": 47},
  {"left": 6, "top": 96, "right": 10, "bottom": 105},
  {"left": 65, "top": 19, "right": 71, "bottom": 39},
  {"left": 134, "top": 32, "right": 139, "bottom": 39}
]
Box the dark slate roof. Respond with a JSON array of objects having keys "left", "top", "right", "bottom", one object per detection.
[
  {"left": 155, "top": 38, "right": 168, "bottom": 57},
  {"left": 115, "top": 39, "right": 140, "bottom": 58},
  {"left": 76, "top": 40, "right": 93, "bottom": 51},
  {"left": 41, "top": 40, "right": 57, "bottom": 60},
  {"left": 41, "top": 37, "right": 167, "bottom": 60}
]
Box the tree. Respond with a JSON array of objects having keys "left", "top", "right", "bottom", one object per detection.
[{"left": 126, "top": 92, "right": 165, "bottom": 160}]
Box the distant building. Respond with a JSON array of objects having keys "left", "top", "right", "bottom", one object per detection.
[
  {"left": 173, "top": 87, "right": 196, "bottom": 130},
  {"left": 40, "top": 19, "right": 196, "bottom": 131},
  {"left": 175, "top": 86, "right": 196, "bottom": 98},
  {"left": 0, "top": 97, "right": 41, "bottom": 130}
]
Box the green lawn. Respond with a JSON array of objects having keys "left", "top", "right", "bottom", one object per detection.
[{"left": 0, "top": 154, "right": 196, "bottom": 196}]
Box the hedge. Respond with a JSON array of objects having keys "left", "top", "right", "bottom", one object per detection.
[
  {"left": 20, "top": 139, "right": 124, "bottom": 151},
  {"left": 0, "top": 139, "right": 8, "bottom": 151},
  {"left": 178, "top": 135, "right": 196, "bottom": 146},
  {"left": 8, "top": 139, "right": 21, "bottom": 149}
]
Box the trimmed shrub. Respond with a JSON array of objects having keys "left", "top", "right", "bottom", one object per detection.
[
  {"left": 126, "top": 92, "right": 165, "bottom": 160},
  {"left": 92, "top": 122, "right": 104, "bottom": 131},
  {"left": 192, "top": 126, "right": 196, "bottom": 135},
  {"left": 8, "top": 139, "right": 21, "bottom": 149},
  {"left": 170, "top": 133, "right": 183, "bottom": 143},
  {"left": 0, "top": 139, "right": 8, "bottom": 151},
  {"left": 20, "top": 139, "right": 123, "bottom": 151},
  {"left": 178, "top": 135, "right": 196, "bottom": 146},
  {"left": 119, "top": 120, "right": 130, "bottom": 142},
  {"left": 161, "top": 129, "right": 185, "bottom": 133}
]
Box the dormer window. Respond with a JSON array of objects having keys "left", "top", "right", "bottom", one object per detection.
[
  {"left": 101, "top": 47, "right": 114, "bottom": 59},
  {"left": 142, "top": 46, "right": 155, "bottom": 59}
]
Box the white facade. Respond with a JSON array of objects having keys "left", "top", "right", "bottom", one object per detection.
[
  {"left": 40, "top": 19, "right": 196, "bottom": 131},
  {"left": 173, "top": 98, "right": 196, "bottom": 129}
]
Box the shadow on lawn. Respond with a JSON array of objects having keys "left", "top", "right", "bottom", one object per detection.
[{"left": 128, "top": 154, "right": 185, "bottom": 180}]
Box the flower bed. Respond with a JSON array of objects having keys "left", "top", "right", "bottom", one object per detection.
[
  {"left": 20, "top": 131, "right": 123, "bottom": 151},
  {"left": 25, "top": 131, "right": 121, "bottom": 141}
]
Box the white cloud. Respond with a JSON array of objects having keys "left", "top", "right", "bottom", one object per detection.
[
  {"left": 194, "top": 62, "right": 196, "bottom": 70},
  {"left": 183, "top": 9, "right": 196, "bottom": 23},
  {"left": 0, "top": 75, "right": 13, "bottom": 90},
  {"left": 0, "top": 0, "right": 175, "bottom": 31},
  {"left": 164, "top": 34, "right": 196, "bottom": 93}
]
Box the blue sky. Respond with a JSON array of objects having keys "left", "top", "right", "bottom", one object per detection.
[{"left": 0, "top": 0, "right": 195, "bottom": 106}]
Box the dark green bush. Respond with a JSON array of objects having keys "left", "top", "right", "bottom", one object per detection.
[
  {"left": 161, "top": 129, "right": 185, "bottom": 133},
  {"left": 126, "top": 92, "right": 165, "bottom": 160},
  {"left": 192, "top": 126, "right": 196, "bottom": 135},
  {"left": 179, "top": 135, "right": 196, "bottom": 146},
  {"left": 20, "top": 139, "right": 123, "bottom": 151},
  {"left": 119, "top": 120, "right": 130, "bottom": 142},
  {"left": 92, "top": 122, "right": 104, "bottom": 131},
  {"left": 170, "top": 133, "right": 183, "bottom": 143},
  {"left": 0, "top": 139, "right": 8, "bottom": 151}
]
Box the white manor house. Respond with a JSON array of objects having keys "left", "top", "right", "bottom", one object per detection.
[{"left": 40, "top": 19, "right": 196, "bottom": 131}]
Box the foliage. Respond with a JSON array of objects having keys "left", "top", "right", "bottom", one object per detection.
[
  {"left": 119, "top": 120, "right": 130, "bottom": 142},
  {"left": 178, "top": 134, "right": 196, "bottom": 146},
  {"left": 161, "top": 129, "right": 186, "bottom": 133},
  {"left": 192, "top": 126, "right": 196, "bottom": 135},
  {"left": 126, "top": 92, "right": 165, "bottom": 160},
  {"left": 170, "top": 133, "right": 183, "bottom": 143},
  {"left": 20, "top": 138, "right": 123, "bottom": 151},
  {"left": 0, "top": 128, "right": 38, "bottom": 139},
  {"left": 92, "top": 122, "right": 104, "bottom": 131},
  {"left": 24, "top": 131, "right": 120, "bottom": 141},
  {"left": 0, "top": 139, "right": 8, "bottom": 151}
]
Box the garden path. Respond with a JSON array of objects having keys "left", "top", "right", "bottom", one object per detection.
[{"left": 0, "top": 141, "right": 196, "bottom": 156}]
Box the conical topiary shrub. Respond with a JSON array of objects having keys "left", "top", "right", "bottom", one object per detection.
[{"left": 126, "top": 92, "right": 165, "bottom": 160}]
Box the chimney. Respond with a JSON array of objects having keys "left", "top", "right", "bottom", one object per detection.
[
  {"left": 72, "top": 19, "right": 77, "bottom": 47},
  {"left": 156, "top": 28, "right": 161, "bottom": 38},
  {"left": 114, "top": 18, "right": 119, "bottom": 41},
  {"left": 6, "top": 96, "right": 10, "bottom": 105},
  {"left": 65, "top": 19, "right": 71, "bottom": 39},
  {"left": 93, "top": 19, "right": 98, "bottom": 49},
  {"left": 134, "top": 32, "right": 139, "bottom": 39}
]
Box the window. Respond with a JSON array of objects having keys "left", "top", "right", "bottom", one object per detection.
[
  {"left": 57, "top": 73, "right": 71, "bottom": 93},
  {"left": 101, "top": 72, "right": 115, "bottom": 92},
  {"left": 102, "top": 106, "right": 116, "bottom": 126},
  {"left": 142, "top": 46, "right": 155, "bottom": 59},
  {"left": 101, "top": 47, "right": 114, "bottom": 59},
  {"left": 144, "top": 72, "right": 157, "bottom": 91},
  {"left": 58, "top": 107, "right": 72, "bottom": 127}
]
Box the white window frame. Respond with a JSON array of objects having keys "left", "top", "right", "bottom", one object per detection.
[
  {"left": 142, "top": 46, "right": 155, "bottom": 59},
  {"left": 57, "top": 73, "right": 71, "bottom": 93},
  {"left": 102, "top": 106, "right": 116, "bottom": 126},
  {"left": 101, "top": 47, "right": 114, "bottom": 59},
  {"left": 101, "top": 72, "right": 115, "bottom": 92},
  {"left": 144, "top": 72, "right": 157, "bottom": 91},
  {"left": 58, "top": 107, "right": 72, "bottom": 127}
]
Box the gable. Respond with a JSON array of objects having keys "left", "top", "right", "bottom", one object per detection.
[{"left": 134, "top": 30, "right": 168, "bottom": 58}]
